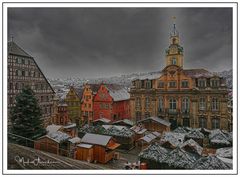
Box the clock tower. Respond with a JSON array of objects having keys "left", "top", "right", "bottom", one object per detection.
[{"left": 165, "top": 18, "right": 184, "bottom": 68}]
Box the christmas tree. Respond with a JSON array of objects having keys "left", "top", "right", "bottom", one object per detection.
[{"left": 10, "top": 86, "right": 46, "bottom": 145}]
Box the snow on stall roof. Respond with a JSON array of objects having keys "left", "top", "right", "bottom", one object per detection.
[
  {"left": 64, "top": 123, "right": 76, "bottom": 129},
  {"left": 81, "top": 133, "right": 112, "bottom": 146},
  {"left": 48, "top": 131, "right": 70, "bottom": 143},
  {"left": 68, "top": 137, "right": 81, "bottom": 144},
  {"left": 164, "top": 147, "right": 198, "bottom": 169},
  {"left": 173, "top": 127, "right": 188, "bottom": 134},
  {"left": 180, "top": 139, "right": 203, "bottom": 156},
  {"left": 160, "top": 132, "right": 185, "bottom": 147},
  {"left": 130, "top": 125, "right": 147, "bottom": 134},
  {"left": 152, "top": 131, "right": 161, "bottom": 137},
  {"left": 138, "top": 117, "right": 171, "bottom": 127},
  {"left": 79, "top": 124, "right": 134, "bottom": 138},
  {"left": 93, "top": 118, "right": 111, "bottom": 123},
  {"left": 139, "top": 133, "right": 157, "bottom": 143},
  {"left": 102, "top": 125, "right": 112, "bottom": 130},
  {"left": 216, "top": 147, "right": 232, "bottom": 159},
  {"left": 209, "top": 129, "right": 231, "bottom": 145},
  {"left": 46, "top": 124, "right": 62, "bottom": 134},
  {"left": 113, "top": 119, "right": 134, "bottom": 126},
  {"left": 186, "top": 129, "right": 204, "bottom": 139},
  {"left": 192, "top": 155, "right": 231, "bottom": 169},
  {"left": 104, "top": 84, "right": 130, "bottom": 101},
  {"left": 77, "top": 143, "right": 93, "bottom": 149},
  {"left": 216, "top": 156, "right": 232, "bottom": 168},
  {"left": 138, "top": 143, "right": 170, "bottom": 163}
]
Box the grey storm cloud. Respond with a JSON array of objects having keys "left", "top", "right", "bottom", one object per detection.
[{"left": 8, "top": 8, "right": 232, "bottom": 79}]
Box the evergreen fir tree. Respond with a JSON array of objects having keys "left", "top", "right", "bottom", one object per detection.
[{"left": 10, "top": 86, "right": 46, "bottom": 143}]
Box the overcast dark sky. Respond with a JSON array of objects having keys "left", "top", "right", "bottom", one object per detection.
[{"left": 8, "top": 8, "right": 232, "bottom": 79}]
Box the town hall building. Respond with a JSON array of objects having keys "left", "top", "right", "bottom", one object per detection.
[{"left": 129, "top": 23, "right": 230, "bottom": 130}]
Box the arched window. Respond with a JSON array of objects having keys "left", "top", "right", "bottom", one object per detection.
[
  {"left": 169, "top": 98, "right": 177, "bottom": 111},
  {"left": 182, "top": 97, "right": 189, "bottom": 112},
  {"left": 212, "top": 97, "right": 219, "bottom": 111},
  {"left": 172, "top": 58, "right": 177, "bottom": 65}
]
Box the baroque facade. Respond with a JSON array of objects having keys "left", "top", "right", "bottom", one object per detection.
[
  {"left": 8, "top": 41, "right": 55, "bottom": 126},
  {"left": 129, "top": 24, "right": 230, "bottom": 130}
]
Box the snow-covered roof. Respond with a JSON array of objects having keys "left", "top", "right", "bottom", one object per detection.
[
  {"left": 139, "top": 133, "right": 157, "bottom": 143},
  {"left": 173, "top": 127, "right": 188, "bottom": 134},
  {"left": 64, "top": 123, "right": 76, "bottom": 129},
  {"left": 68, "top": 136, "right": 81, "bottom": 144},
  {"left": 216, "top": 156, "right": 232, "bottom": 168},
  {"left": 186, "top": 129, "right": 204, "bottom": 139},
  {"left": 132, "top": 72, "right": 162, "bottom": 81},
  {"left": 81, "top": 133, "right": 112, "bottom": 146},
  {"left": 139, "top": 143, "right": 170, "bottom": 163},
  {"left": 152, "top": 131, "right": 161, "bottom": 137},
  {"left": 79, "top": 124, "right": 134, "bottom": 138},
  {"left": 105, "top": 84, "right": 130, "bottom": 101},
  {"left": 164, "top": 147, "right": 198, "bottom": 169},
  {"left": 46, "top": 124, "right": 62, "bottom": 134},
  {"left": 77, "top": 143, "right": 93, "bottom": 149},
  {"left": 160, "top": 132, "right": 185, "bottom": 148},
  {"left": 216, "top": 147, "right": 232, "bottom": 159},
  {"left": 138, "top": 117, "right": 171, "bottom": 127},
  {"left": 102, "top": 125, "right": 112, "bottom": 130},
  {"left": 180, "top": 139, "right": 203, "bottom": 156},
  {"left": 93, "top": 118, "right": 111, "bottom": 123},
  {"left": 130, "top": 125, "right": 147, "bottom": 134},
  {"left": 209, "top": 129, "right": 231, "bottom": 145},
  {"left": 48, "top": 131, "right": 70, "bottom": 143},
  {"left": 192, "top": 155, "right": 231, "bottom": 169},
  {"left": 112, "top": 119, "right": 134, "bottom": 126}
]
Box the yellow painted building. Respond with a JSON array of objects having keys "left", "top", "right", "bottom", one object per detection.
[
  {"left": 130, "top": 22, "right": 230, "bottom": 130},
  {"left": 65, "top": 86, "right": 82, "bottom": 126}
]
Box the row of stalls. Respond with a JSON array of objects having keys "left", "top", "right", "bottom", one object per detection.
[
  {"left": 79, "top": 117, "right": 172, "bottom": 150},
  {"left": 138, "top": 127, "right": 233, "bottom": 169},
  {"left": 34, "top": 124, "right": 120, "bottom": 164}
]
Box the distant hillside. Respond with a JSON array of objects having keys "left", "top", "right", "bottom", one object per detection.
[{"left": 48, "top": 69, "right": 233, "bottom": 99}]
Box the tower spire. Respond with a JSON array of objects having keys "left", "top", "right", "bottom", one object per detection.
[{"left": 171, "top": 16, "right": 179, "bottom": 36}]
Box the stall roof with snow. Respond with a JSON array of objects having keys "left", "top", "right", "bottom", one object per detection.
[
  {"left": 46, "top": 124, "right": 63, "bottom": 134},
  {"left": 137, "top": 117, "right": 171, "bottom": 127},
  {"left": 192, "top": 155, "right": 231, "bottom": 169},
  {"left": 180, "top": 139, "right": 203, "bottom": 156},
  {"left": 138, "top": 143, "right": 170, "bottom": 163},
  {"left": 160, "top": 132, "right": 185, "bottom": 148},
  {"left": 185, "top": 129, "right": 204, "bottom": 139},
  {"left": 163, "top": 147, "right": 199, "bottom": 169}
]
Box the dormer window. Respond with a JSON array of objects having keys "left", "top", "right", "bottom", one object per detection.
[
  {"left": 198, "top": 79, "right": 206, "bottom": 88},
  {"left": 172, "top": 58, "right": 177, "bottom": 65},
  {"left": 146, "top": 80, "right": 152, "bottom": 89},
  {"left": 211, "top": 79, "right": 220, "bottom": 87},
  {"left": 169, "top": 81, "right": 177, "bottom": 88}
]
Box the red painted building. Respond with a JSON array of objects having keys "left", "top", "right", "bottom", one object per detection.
[{"left": 93, "top": 84, "right": 131, "bottom": 122}]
